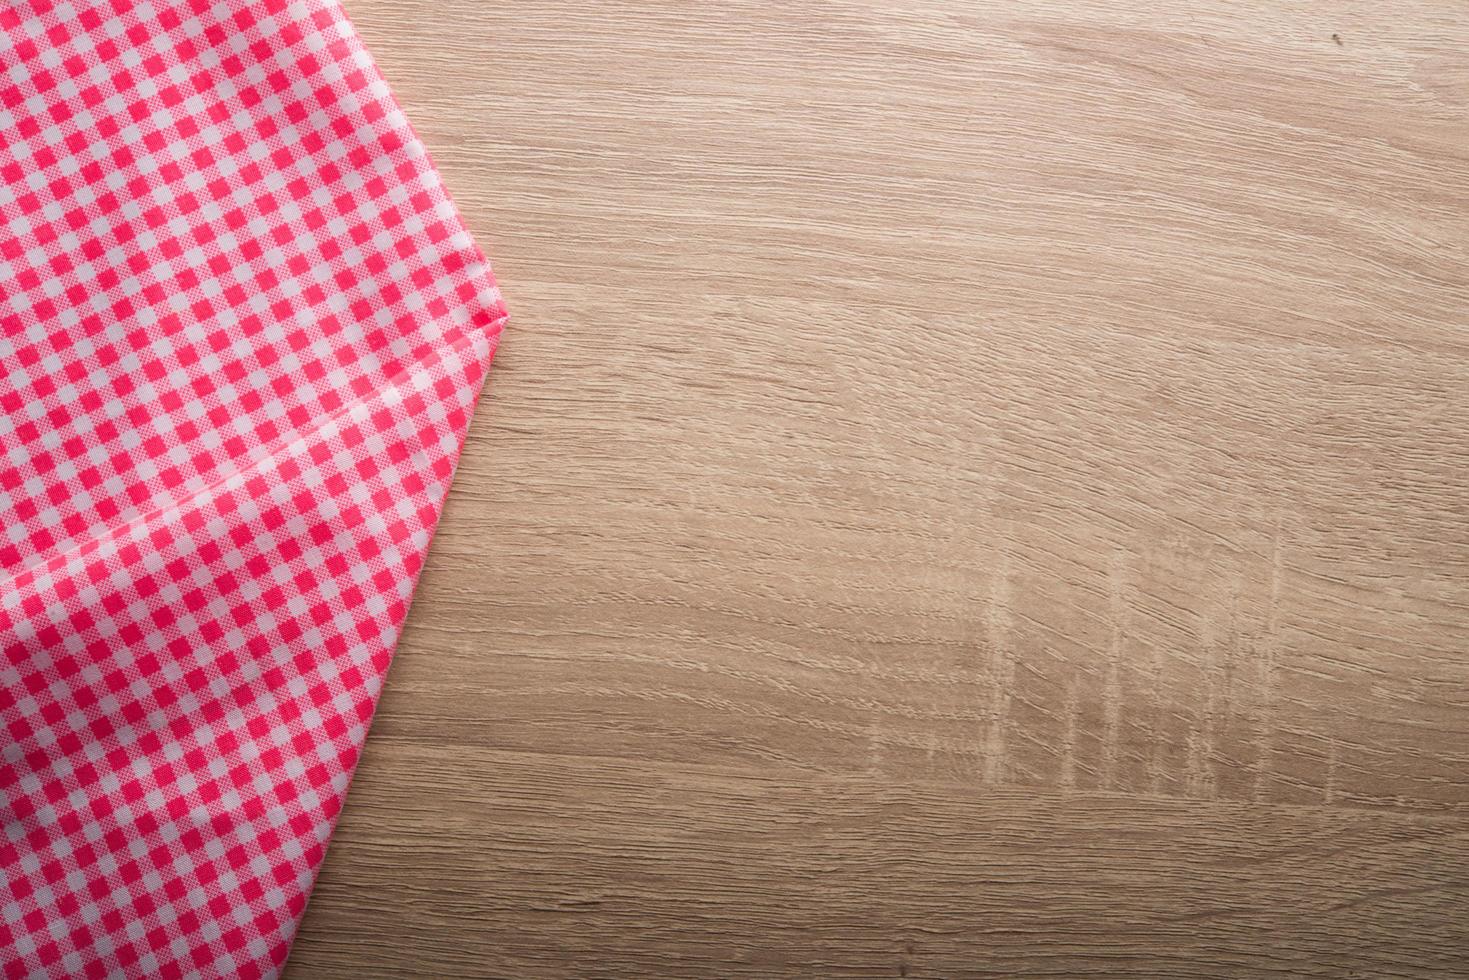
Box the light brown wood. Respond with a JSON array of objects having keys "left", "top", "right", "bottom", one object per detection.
[{"left": 288, "top": 1, "right": 1469, "bottom": 976}]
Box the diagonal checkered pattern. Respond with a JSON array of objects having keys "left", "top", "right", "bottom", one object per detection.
[{"left": 0, "top": 0, "right": 505, "bottom": 976}]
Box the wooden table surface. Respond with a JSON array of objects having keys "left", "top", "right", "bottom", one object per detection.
[{"left": 287, "top": 2, "right": 1469, "bottom": 976}]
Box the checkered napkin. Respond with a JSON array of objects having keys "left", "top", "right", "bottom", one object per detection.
[{"left": 0, "top": 0, "right": 505, "bottom": 976}]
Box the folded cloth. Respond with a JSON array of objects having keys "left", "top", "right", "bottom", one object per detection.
[{"left": 0, "top": 1, "right": 505, "bottom": 975}]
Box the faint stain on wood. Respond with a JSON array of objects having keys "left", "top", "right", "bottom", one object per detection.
[{"left": 980, "top": 549, "right": 1015, "bottom": 786}]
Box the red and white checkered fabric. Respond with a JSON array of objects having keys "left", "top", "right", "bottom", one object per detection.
[{"left": 0, "top": 0, "right": 505, "bottom": 975}]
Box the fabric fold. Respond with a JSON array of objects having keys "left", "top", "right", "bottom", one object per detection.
[{"left": 0, "top": 1, "right": 504, "bottom": 976}]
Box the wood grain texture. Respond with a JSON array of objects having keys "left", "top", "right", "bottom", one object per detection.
[{"left": 288, "top": 1, "right": 1469, "bottom": 976}]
